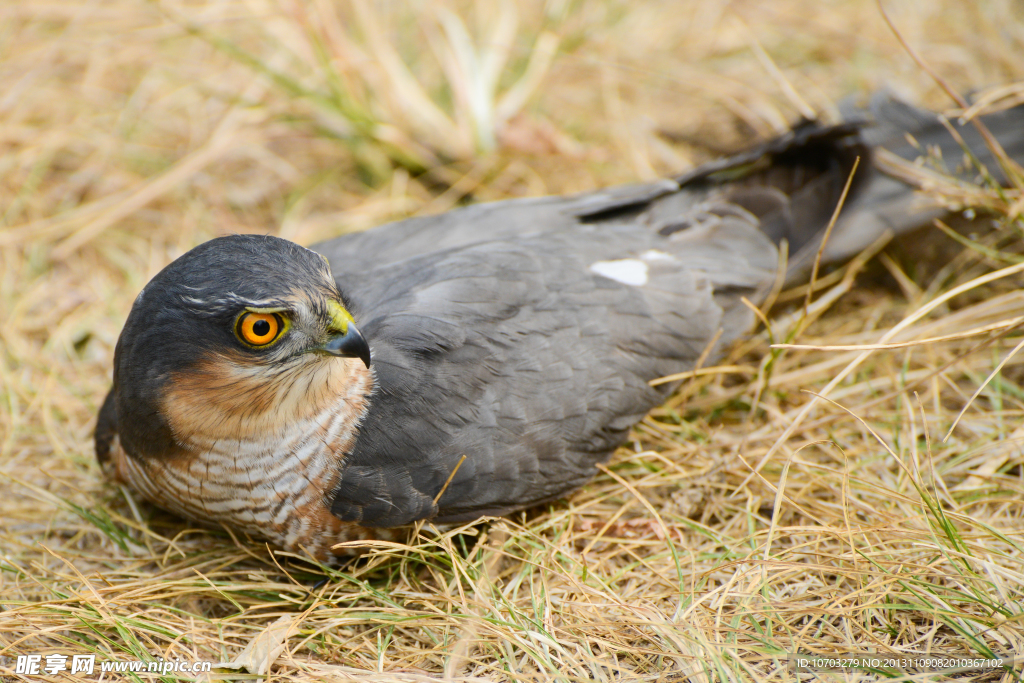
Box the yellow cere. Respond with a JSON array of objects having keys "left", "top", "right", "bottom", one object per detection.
[{"left": 327, "top": 300, "right": 354, "bottom": 334}]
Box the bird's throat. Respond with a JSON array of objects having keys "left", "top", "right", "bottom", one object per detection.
[{"left": 117, "top": 357, "right": 382, "bottom": 558}]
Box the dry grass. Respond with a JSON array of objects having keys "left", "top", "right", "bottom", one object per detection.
[{"left": 2, "top": 0, "right": 1024, "bottom": 680}]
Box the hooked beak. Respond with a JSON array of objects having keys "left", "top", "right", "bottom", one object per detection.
[{"left": 320, "top": 323, "right": 371, "bottom": 368}]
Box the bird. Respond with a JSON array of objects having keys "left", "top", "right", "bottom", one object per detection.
[{"left": 95, "top": 94, "right": 1024, "bottom": 560}]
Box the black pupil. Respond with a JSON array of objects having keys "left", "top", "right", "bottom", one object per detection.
[{"left": 252, "top": 319, "right": 271, "bottom": 337}]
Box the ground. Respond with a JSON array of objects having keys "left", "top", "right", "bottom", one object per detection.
[{"left": 1, "top": 1, "right": 1023, "bottom": 681}]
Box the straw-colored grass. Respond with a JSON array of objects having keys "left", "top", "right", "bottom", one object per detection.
[{"left": 2, "top": 0, "right": 1024, "bottom": 680}]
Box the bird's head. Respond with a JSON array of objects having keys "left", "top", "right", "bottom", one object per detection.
[{"left": 109, "top": 234, "right": 372, "bottom": 462}]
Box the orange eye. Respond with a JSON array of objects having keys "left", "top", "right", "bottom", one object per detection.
[{"left": 237, "top": 312, "right": 283, "bottom": 346}]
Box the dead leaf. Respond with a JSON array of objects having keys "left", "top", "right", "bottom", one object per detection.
[{"left": 221, "top": 614, "right": 300, "bottom": 676}]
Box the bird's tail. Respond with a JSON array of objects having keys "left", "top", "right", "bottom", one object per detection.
[{"left": 672, "top": 92, "right": 1024, "bottom": 281}]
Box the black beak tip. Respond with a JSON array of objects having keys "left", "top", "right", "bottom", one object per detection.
[{"left": 324, "top": 324, "right": 372, "bottom": 368}]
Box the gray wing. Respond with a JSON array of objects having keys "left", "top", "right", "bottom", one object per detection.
[
  {"left": 322, "top": 218, "right": 775, "bottom": 526},
  {"left": 315, "top": 92, "right": 1024, "bottom": 527}
]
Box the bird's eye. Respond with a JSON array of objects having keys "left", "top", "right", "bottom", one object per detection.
[{"left": 236, "top": 312, "right": 284, "bottom": 347}]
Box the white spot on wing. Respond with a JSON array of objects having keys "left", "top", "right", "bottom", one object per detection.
[
  {"left": 639, "top": 249, "right": 677, "bottom": 262},
  {"left": 589, "top": 259, "right": 649, "bottom": 286}
]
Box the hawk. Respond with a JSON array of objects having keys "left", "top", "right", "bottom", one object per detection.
[{"left": 95, "top": 95, "right": 1024, "bottom": 559}]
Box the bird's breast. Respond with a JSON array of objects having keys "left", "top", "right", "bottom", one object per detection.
[{"left": 116, "top": 365, "right": 384, "bottom": 559}]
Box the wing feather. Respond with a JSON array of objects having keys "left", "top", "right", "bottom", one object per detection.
[{"left": 325, "top": 218, "right": 773, "bottom": 526}]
